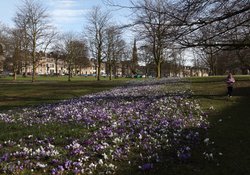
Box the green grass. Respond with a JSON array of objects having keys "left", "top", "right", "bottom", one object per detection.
[
  {"left": 0, "top": 75, "right": 127, "bottom": 111},
  {"left": 120, "top": 75, "right": 250, "bottom": 175},
  {"left": 0, "top": 75, "right": 250, "bottom": 174},
  {"left": 177, "top": 75, "right": 250, "bottom": 175}
]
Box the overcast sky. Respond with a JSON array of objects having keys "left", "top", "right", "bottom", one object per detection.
[{"left": 0, "top": 0, "right": 132, "bottom": 34}]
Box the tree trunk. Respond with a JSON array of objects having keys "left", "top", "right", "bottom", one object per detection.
[
  {"left": 97, "top": 62, "right": 101, "bottom": 81},
  {"left": 79, "top": 66, "right": 82, "bottom": 76},
  {"left": 31, "top": 38, "right": 36, "bottom": 83},
  {"left": 68, "top": 65, "right": 71, "bottom": 81},
  {"left": 55, "top": 59, "right": 58, "bottom": 76},
  {"left": 24, "top": 62, "right": 28, "bottom": 77},
  {"left": 32, "top": 60, "right": 35, "bottom": 82},
  {"left": 145, "top": 67, "right": 148, "bottom": 78},
  {"left": 97, "top": 45, "right": 102, "bottom": 81},
  {"left": 157, "top": 62, "right": 161, "bottom": 78},
  {"left": 12, "top": 67, "right": 16, "bottom": 81},
  {"left": 109, "top": 63, "right": 112, "bottom": 80},
  {"left": 114, "top": 65, "right": 118, "bottom": 79},
  {"left": 13, "top": 72, "right": 17, "bottom": 81}
]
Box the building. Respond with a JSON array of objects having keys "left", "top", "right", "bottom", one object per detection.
[
  {"left": 184, "top": 66, "right": 209, "bottom": 77},
  {"left": 3, "top": 52, "right": 208, "bottom": 78},
  {"left": 145, "top": 62, "right": 209, "bottom": 78},
  {"left": 20, "top": 57, "right": 106, "bottom": 76},
  {"left": 21, "top": 57, "right": 67, "bottom": 75}
]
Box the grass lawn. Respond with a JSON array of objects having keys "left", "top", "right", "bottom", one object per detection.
[
  {"left": 126, "top": 75, "right": 250, "bottom": 175},
  {"left": 0, "top": 75, "right": 127, "bottom": 111},
  {"left": 0, "top": 75, "right": 250, "bottom": 174},
  {"left": 179, "top": 75, "right": 250, "bottom": 175}
]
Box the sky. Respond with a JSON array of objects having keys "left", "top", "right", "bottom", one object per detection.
[
  {"left": 0, "top": 0, "right": 133, "bottom": 35},
  {"left": 0, "top": 0, "right": 194, "bottom": 65}
]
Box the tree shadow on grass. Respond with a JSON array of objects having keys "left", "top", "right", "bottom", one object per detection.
[
  {"left": 191, "top": 85, "right": 250, "bottom": 103},
  {"left": 204, "top": 87, "right": 250, "bottom": 175},
  {"left": 181, "top": 86, "right": 250, "bottom": 175},
  {"left": 192, "top": 94, "right": 226, "bottom": 101},
  {"left": 138, "top": 85, "right": 250, "bottom": 175},
  {"left": 233, "top": 86, "right": 250, "bottom": 96}
]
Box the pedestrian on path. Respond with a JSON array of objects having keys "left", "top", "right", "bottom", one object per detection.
[{"left": 226, "top": 73, "right": 235, "bottom": 97}]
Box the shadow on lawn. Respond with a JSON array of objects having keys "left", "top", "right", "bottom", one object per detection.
[
  {"left": 0, "top": 80, "right": 125, "bottom": 112},
  {"left": 180, "top": 86, "right": 250, "bottom": 175},
  {"left": 192, "top": 94, "right": 226, "bottom": 101},
  {"left": 233, "top": 86, "right": 250, "bottom": 96},
  {"left": 191, "top": 84, "right": 250, "bottom": 102},
  {"left": 204, "top": 86, "right": 250, "bottom": 175},
  {"left": 141, "top": 86, "right": 250, "bottom": 175},
  {"left": 187, "top": 76, "right": 250, "bottom": 84}
]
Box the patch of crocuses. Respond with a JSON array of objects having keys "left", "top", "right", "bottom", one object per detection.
[{"left": 0, "top": 78, "right": 209, "bottom": 174}]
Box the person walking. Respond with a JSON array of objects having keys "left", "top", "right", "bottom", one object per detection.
[{"left": 226, "top": 73, "right": 235, "bottom": 97}]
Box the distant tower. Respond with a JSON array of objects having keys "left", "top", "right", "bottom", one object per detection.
[{"left": 131, "top": 38, "right": 138, "bottom": 74}]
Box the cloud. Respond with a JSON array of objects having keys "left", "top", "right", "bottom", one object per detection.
[
  {"left": 48, "top": 0, "right": 80, "bottom": 9},
  {"left": 46, "top": 0, "right": 90, "bottom": 31},
  {"left": 52, "top": 9, "right": 84, "bottom": 22}
]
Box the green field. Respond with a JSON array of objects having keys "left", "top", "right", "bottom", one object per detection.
[
  {"left": 0, "top": 75, "right": 127, "bottom": 111},
  {"left": 0, "top": 75, "right": 250, "bottom": 175},
  {"left": 185, "top": 75, "right": 250, "bottom": 175}
]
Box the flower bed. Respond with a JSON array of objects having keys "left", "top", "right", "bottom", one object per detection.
[{"left": 0, "top": 78, "right": 209, "bottom": 174}]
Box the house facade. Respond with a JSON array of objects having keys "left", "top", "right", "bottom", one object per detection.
[
  {"left": 20, "top": 57, "right": 106, "bottom": 76},
  {"left": 21, "top": 57, "right": 67, "bottom": 75},
  {"left": 145, "top": 62, "right": 209, "bottom": 78},
  {"left": 3, "top": 54, "right": 209, "bottom": 78}
]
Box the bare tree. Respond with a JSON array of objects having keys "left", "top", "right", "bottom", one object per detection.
[
  {"left": 175, "top": 0, "right": 250, "bottom": 48},
  {"left": 104, "top": 25, "right": 126, "bottom": 80},
  {"left": 105, "top": 0, "right": 250, "bottom": 56},
  {"left": 86, "top": 6, "right": 112, "bottom": 81},
  {"left": 228, "top": 26, "right": 250, "bottom": 74},
  {"left": 168, "top": 49, "right": 185, "bottom": 77},
  {"left": 73, "top": 40, "right": 89, "bottom": 76},
  {"left": 0, "top": 25, "right": 25, "bottom": 79},
  {"left": 133, "top": 0, "right": 174, "bottom": 78},
  {"left": 62, "top": 33, "right": 76, "bottom": 81},
  {"left": 49, "top": 50, "right": 62, "bottom": 76},
  {"left": 139, "top": 44, "right": 154, "bottom": 77},
  {"left": 60, "top": 33, "right": 89, "bottom": 81},
  {"left": 0, "top": 22, "right": 8, "bottom": 72},
  {"left": 193, "top": 46, "right": 221, "bottom": 75},
  {"left": 104, "top": 0, "right": 250, "bottom": 77},
  {"left": 13, "top": 10, "right": 30, "bottom": 77},
  {"left": 7, "top": 29, "right": 27, "bottom": 80},
  {"left": 14, "top": 0, "right": 55, "bottom": 82}
]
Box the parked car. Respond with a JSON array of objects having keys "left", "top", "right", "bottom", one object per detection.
[{"left": 1, "top": 71, "right": 13, "bottom": 76}]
